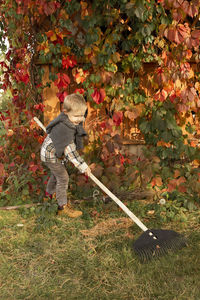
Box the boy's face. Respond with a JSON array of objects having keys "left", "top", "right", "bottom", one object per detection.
[{"left": 66, "top": 108, "right": 86, "bottom": 126}]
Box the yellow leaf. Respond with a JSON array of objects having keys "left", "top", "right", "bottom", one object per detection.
[
  {"left": 81, "top": 1, "right": 88, "bottom": 9},
  {"left": 44, "top": 45, "right": 50, "bottom": 54},
  {"left": 158, "top": 39, "right": 165, "bottom": 48},
  {"left": 104, "top": 96, "right": 111, "bottom": 103},
  {"left": 112, "top": 52, "right": 121, "bottom": 63},
  {"left": 94, "top": 27, "right": 102, "bottom": 45},
  {"left": 193, "top": 159, "right": 199, "bottom": 166},
  {"left": 147, "top": 210, "right": 155, "bottom": 215},
  {"left": 50, "top": 33, "right": 57, "bottom": 42},
  {"left": 24, "top": 15, "right": 29, "bottom": 23},
  {"left": 61, "top": 46, "right": 70, "bottom": 54},
  {"left": 60, "top": 9, "right": 69, "bottom": 19},
  {"left": 175, "top": 79, "right": 182, "bottom": 89},
  {"left": 187, "top": 69, "right": 194, "bottom": 79},
  {"left": 195, "top": 82, "right": 199, "bottom": 90},
  {"left": 84, "top": 47, "right": 92, "bottom": 55},
  {"left": 92, "top": 45, "right": 100, "bottom": 52}
]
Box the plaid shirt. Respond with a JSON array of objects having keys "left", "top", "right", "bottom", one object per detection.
[{"left": 41, "top": 135, "right": 88, "bottom": 173}]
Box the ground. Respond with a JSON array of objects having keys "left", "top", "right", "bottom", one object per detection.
[{"left": 0, "top": 199, "right": 200, "bottom": 300}]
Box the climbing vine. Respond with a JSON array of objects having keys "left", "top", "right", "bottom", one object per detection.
[{"left": 0, "top": 0, "right": 200, "bottom": 205}]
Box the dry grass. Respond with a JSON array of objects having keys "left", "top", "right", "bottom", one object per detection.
[{"left": 80, "top": 217, "right": 133, "bottom": 238}]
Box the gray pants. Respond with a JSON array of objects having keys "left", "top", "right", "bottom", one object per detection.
[{"left": 45, "top": 162, "right": 69, "bottom": 207}]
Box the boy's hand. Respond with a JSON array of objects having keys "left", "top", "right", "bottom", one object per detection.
[{"left": 85, "top": 166, "right": 91, "bottom": 177}]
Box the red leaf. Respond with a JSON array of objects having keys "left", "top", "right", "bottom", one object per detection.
[
  {"left": 29, "top": 162, "right": 38, "bottom": 173},
  {"left": 14, "top": 69, "right": 30, "bottom": 84},
  {"left": 187, "top": 3, "right": 198, "bottom": 18},
  {"left": 91, "top": 89, "right": 101, "bottom": 103},
  {"left": 169, "top": 91, "right": 178, "bottom": 103},
  {"left": 154, "top": 89, "right": 168, "bottom": 102},
  {"left": 43, "top": 1, "right": 60, "bottom": 16},
  {"left": 62, "top": 56, "right": 77, "bottom": 69},
  {"left": 54, "top": 73, "right": 70, "bottom": 89},
  {"left": 45, "top": 30, "right": 55, "bottom": 38},
  {"left": 56, "top": 91, "right": 68, "bottom": 103},
  {"left": 156, "top": 67, "right": 166, "bottom": 85},
  {"left": 34, "top": 103, "right": 45, "bottom": 112},
  {"left": 119, "top": 154, "right": 125, "bottom": 165},
  {"left": 177, "top": 23, "right": 190, "bottom": 40},
  {"left": 177, "top": 103, "right": 188, "bottom": 112},
  {"left": 164, "top": 24, "right": 190, "bottom": 45},
  {"left": 91, "top": 88, "right": 106, "bottom": 104},
  {"left": 74, "top": 88, "right": 85, "bottom": 95},
  {"left": 191, "top": 30, "right": 200, "bottom": 39},
  {"left": 100, "top": 88, "right": 106, "bottom": 100},
  {"left": 113, "top": 111, "right": 123, "bottom": 126}
]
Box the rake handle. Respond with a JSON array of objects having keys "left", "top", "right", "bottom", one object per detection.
[
  {"left": 33, "top": 116, "right": 148, "bottom": 232},
  {"left": 89, "top": 173, "right": 148, "bottom": 232},
  {"left": 33, "top": 117, "right": 47, "bottom": 133}
]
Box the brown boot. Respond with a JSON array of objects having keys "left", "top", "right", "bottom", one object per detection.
[{"left": 57, "top": 204, "right": 82, "bottom": 218}]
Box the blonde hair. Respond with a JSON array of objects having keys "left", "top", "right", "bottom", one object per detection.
[{"left": 63, "top": 93, "right": 87, "bottom": 113}]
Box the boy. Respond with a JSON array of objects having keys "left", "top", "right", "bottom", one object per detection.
[{"left": 40, "top": 93, "right": 91, "bottom": 218}]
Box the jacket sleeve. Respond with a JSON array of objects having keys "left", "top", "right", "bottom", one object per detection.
[{"left": 64, "top": 142, "right": 88, "bottom": 173}]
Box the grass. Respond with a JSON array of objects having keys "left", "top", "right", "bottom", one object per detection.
[{"left": 0, "top": 200, "right": 200, "bottom": 300}]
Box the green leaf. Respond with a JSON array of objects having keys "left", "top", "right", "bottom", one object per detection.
[
  {"left": 8, "top": 21, "right": 16, "bottom": 30},
  {"left": 134, "top": 93, "right": 146, "bottom": 104},
  {"left": 36, "top": 33, "right": 44, "bottom": 43},
  {"left": 135, "top": 6, "right": 145, "bottom": 21},
  {"left": 104, "top": 63, "right": 118, "bottom": 73},
  {"left": 49, "top": 72, "right": 58, "bottom": 81},
  {"left": 161, "top": 131, "right": 172, "bottom": 142},
  {"left": 187, "top": 201, "right": 197, "bottom": 211},
  {"left": 139, "top": 120, "right": 150, "bottom": 134},
  {"left": 171, "top": 129, "right": 181, "bottom": 138},
  {"left": 64, "top": 0, "right": 81, "bottom": 15},
  {"left": 185, "top": 122, "right": 195, "bottom": 134},
  {"left": 22, "top": 188, "right": 29, "bottom": 196},
  {"left": 59, "top": 19, "right": 72, "bottom": 30}
]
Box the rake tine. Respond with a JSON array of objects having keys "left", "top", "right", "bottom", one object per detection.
[{"left": 133, "top": 229, "right": 187, "bottom": 262}]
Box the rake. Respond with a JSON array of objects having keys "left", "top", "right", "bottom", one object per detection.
[{"left": 33, "top": 117, "right": 187, "bottom": 262}]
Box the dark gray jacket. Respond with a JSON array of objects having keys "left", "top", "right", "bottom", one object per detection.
[{"left": 46, "top": 112, "right": 87, "bottom": 158}]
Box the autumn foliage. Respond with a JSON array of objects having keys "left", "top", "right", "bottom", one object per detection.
[{"left": 0, "top": 0, "right": 200, "bottom": 204}]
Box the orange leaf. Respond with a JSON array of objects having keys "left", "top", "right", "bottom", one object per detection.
[
  {"left": 178, "top": 185, "right": 187, "bottom": 193},
  {"left": 174, "top": 170, "right": 180, "bottom": 178},
  {"left": 0, "top": 163, "right": 6, "bottom": 177},
  {"left": 167, "top": 179, "right": 177, "bottom": 192},
  {"left": 125, "top": 109, "right": 140, "bottom": 121},
  {"left": 151, "top": 176, "right": 163, "bottom": 187},
  {"left": 177, "top": 176, "right": 186, "bottom": 185},
  {"left": 157, "top": 140, "right": 171, "bottom": 147}
]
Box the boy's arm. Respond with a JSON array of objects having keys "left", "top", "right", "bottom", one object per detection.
[{"left": 64, "top": 142, "right": 88, "bottom": 173}]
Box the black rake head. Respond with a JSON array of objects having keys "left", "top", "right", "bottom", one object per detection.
[{"left": 132, "top": 229, "right": 187, "bottom": 262}]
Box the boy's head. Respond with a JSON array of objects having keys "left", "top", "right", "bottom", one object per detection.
[{"left": 63, "top": 93, "right": 87, "bottom": 126}]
